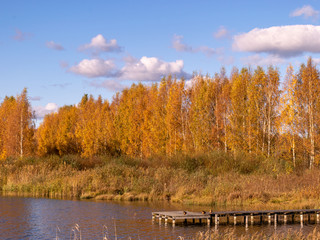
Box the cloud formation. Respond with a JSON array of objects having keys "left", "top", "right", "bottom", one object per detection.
[
  {"left": 70, "top": 56, "right": 189, "bottom": 81},
  {"left": 214, "top": 26, "right": 229, "bottom": 39},
  {"left": 13, "top": 29, "right": 32, "bottom": 41},
  {"left": 34, "top": 103, "right": 59, "bottom": 119},
  {"left": 46, "top": 41, "right": 64, "bottom": 50},
  {"left": 172, "top": 34, "right": 215, "bottom": 56},
  {"left": 233, "top": 25, "right": 320, "bottom": 57},
  {"left": 80, "top": 34, "right": 122, "bottom": 55},
  {"left": 90, "top": 79, "right": 126, "bottom": 92},
  {"left": 242, "top": 54, "right": 286, "bottom": 66},
  {"left": 69, "top": 58, "right": 117, "bottom": 78},
  {"left": 290, "top": 5, "right": 319, "bottom": 19},
  {"left": 120, "top": 56, "right": 188, "bottom": 81}
]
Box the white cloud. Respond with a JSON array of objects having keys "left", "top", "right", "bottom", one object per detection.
[
  {"left": 218, "top": 55, "right": 235, "bottom": 65},
  {"left": 241, "top": 54, "right": 286, "bottom": 66},
  {"left": 233, "top": 25, "right": 320, "bottom": 57},
  {"left": 214, "top": 26, "right": 229, "bottom": 39},
  {"left": 290, "top": 5, "right": 319, "bottom": 19},
  {"left": 80, "top": 34, "right": 122, "bottom": 54},
  {"left": 172, "top": 34, "right": 215, "bottom": 57},
  {"left": 120, "top": 56, "right": 189, "bottom": 81},
  {"left": 172, "top": 34, "right": 193, "bottom": 52},
  {"left": 70, "top": 55, "right": 189, "bottom": 81},
  {"left": 90, "top": 79, "right": 126, "bottom": 91},
  {"left": 313, "top": 58, "right": 320, "bottom": 65},
  {"left": 69, "top": 58, "right": 117, "bottom": 78},
  {"left": 46, "top": 41, "right": 64, "bottom": 50},
  {"left": 13, "top": 29, "right": 32, "bottom": 41},
  {"left": 34, "top": 103, "right": 59, "bottom": 119}
]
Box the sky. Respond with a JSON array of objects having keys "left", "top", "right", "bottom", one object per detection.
[{"left": 2, "top": 0, "right": 320, "bottom": 120}]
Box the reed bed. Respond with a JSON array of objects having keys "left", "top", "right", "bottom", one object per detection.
[
  {"left": 1, "top": 152, "right": 320, "bottom": 209},
  {"left": 195, "top": 228, "right": 320, "bottom": 240}
]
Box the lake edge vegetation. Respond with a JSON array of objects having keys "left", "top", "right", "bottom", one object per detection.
[{"left": 1, "top": 57, "right": 320, "bottom": 208}]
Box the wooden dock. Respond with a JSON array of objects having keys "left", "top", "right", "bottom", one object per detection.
[{"left": 152, "top": 209, "right": 320, "bottom": 227}]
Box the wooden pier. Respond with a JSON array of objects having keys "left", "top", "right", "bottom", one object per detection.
[{"left": 152, "top": 209, "right": 320, "bottom": 227}]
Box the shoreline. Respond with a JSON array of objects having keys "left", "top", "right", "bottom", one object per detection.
[{"left": 1, "top": 154, "right": 320, "bottom": 211}]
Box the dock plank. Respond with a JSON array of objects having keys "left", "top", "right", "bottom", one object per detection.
[{"left": 152, "top": 209, "right": 320, "bottom": 225}]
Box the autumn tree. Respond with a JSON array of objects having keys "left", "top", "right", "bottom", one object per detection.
[
  {"left": 280, "top": 64, "right": 299, "bottom": 167},
  {"left": 296, "top": 57, "right": 320, "bottom": 169}
]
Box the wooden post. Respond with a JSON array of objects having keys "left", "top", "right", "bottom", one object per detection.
[
  {"left": 308, "top": 214, "right": 311, "bottom": 223},
  {"left": 159, "top": 216, "right": 162, "bottom": 224},
  {"left": 300, "top": 213, "right": 303, "bottom": 227},
  {"left": 268, "top": 214, "right": 271, "bottom": 224},
  {"left": 274, "top": 214, "right": 277, "bottom": 227},
  {"left": 172, "top": 218, "right": 175, "bottom": 226},
  {"left": 245, "top": 215, "right": 249, "bottom": 227},
  {"left": 317, "top": 212, "right": 320, "bottom": 224},
  {"left": 260, "top": 215, "right": 263, "bottom": 224},
  {"left": 292, "top": 214, "right": 295, "bottom": 223},
  {"left": 234, "top": 215, "right": 237, "bottom": 226},
  {"left": 284, "top": 214, "right": 287, "bottom": 225},
  {"left": 207, "top": 218, "right": 211, "bottom": 226},
  {"left": 215, "top": 214, "right": 219, "bottom": 226},
  {"left": 251, "top": 214, "right": 254, "bottom": 225},
  {"left": 227, "top": 215, "right": 229, "bottom": 224}
]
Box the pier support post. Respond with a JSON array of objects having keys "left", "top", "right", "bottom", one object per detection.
[
  {"left": 251, "top": 214, "right": 254, "bottom": 225},
  {"left": 215, "top": 214, "right": 219, "bottom": 226},
  {"left": 172, "top": 218, "right": 175, "bottom": 226},
  {"left": 260, "top": 215, "right": 263, "bottom": 224},
  {"left": 207, "top": 218, "right": 211, "bottom": 226},
  {"left": 165, "top": 217, "right": 168, "bottom": 224},
  {"left": 292, "top": 214, "right": 295, "bottom": 223},
  {"left": 159, "top": 216, "right": 162, "bottom": 224},
  {"left": 227, "top": 215, "right": 229, "bottom": 224},
  {"left": 317, "top": 213, "right": 320, "bottom": 224},
  {"left": 308, "top": 214, "right": 311, "bottom": 223},
  {"left": 284, "top": 214, "right": 287, "bottom": 225},
  {"left": 268, "top": 214, "right": 271, "bottom": 225},
  {"left": 300, "top": 213, "right": 303, "bottom": 227},
  {"left": 234, "top": 215, "right": 237, "bottom": 226},
  {"left": 245, "top": 215, "right": 249, "bottom": 228},
  {"left": 274, "top": 214, "right": 277, "bottom": 227}
]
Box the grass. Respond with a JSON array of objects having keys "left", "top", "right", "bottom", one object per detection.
[
  {"left": 1, "top": 152, "right": 320, "bottom": 210},
  {"left": 57, "top": 224, "right": 320, "bottom": 240},
  {"left": 195, "top": 228, "right": 320, "bottom": 240}
]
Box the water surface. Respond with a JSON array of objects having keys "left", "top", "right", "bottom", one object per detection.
[{"left": 0, "top": 196, "right": 317, "bottom": 239}]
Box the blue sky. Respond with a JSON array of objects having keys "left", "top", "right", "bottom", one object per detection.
[{"left": 2, "top": 0, "right": 320, "bottom": 119}]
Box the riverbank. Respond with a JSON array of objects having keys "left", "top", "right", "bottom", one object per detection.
[{"left": 1, "top": 153, "right": 320, "bottom": 210}]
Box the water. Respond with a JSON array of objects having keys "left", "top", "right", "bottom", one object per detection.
[{"left": 0, "top": 195, "right": 317, "bottom": 239}]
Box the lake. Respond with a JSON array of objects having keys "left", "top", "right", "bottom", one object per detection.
[{"left": 0, "top": 195, "right": 317, "bottom": 239}]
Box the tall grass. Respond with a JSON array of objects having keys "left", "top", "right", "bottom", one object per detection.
[
  {"left": 195, "top": 228, "right": 320, "bottom": 240},
  {"left": 1, "top": 152, "right": 320, "bottom": 209}
]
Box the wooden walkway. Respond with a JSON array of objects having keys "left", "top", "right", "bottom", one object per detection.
[{"left": 152, "top": 209, "right": 320, "bottom": 226}]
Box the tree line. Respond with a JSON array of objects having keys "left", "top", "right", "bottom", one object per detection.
[{"left": 2, "top": 57, "right": 320, "bottom": 169}]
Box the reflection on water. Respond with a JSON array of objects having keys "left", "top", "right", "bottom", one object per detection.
[{"left": 0, "top": 195, "right": 318, "bottom": 239}]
